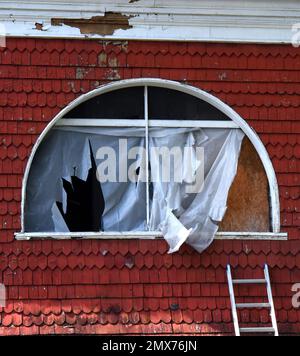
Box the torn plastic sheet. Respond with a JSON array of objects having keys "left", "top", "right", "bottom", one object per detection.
[
  {"left": 149, "top": 128, "right": 244, "bottom": 253},
  {"left": 25, "top": 126, "right": 244, "bottom": 253}
]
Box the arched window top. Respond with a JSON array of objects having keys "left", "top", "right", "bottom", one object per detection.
[{"left": 18, "top": 79, "right": 283, "bottom": 242}]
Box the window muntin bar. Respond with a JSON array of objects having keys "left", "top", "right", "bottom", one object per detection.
[{"left": 57, "top": 119, "right": 239, "bottom": 128}]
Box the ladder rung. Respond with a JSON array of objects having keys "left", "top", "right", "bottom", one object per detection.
[
  {"left": 240, "top": 327, "right": 275, "bottom": 334},
  {"left": 233, "top": 279, "right": 266, "bottom": 285},
  {"left": 236, "top": 303, "right": 271, "bottom": 309}
]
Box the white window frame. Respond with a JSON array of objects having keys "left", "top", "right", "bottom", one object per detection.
[{"left": 15, "top": 79, "right": 287, "bottom": 241}]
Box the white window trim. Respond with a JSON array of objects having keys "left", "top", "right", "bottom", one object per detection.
[
  {"left": 16, "top": 78, "right": 287, "bottom": 241},
  {"left": 15, "top": 232, "right": 288, "bottom": 241}
]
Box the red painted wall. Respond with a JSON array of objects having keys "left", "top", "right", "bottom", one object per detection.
[{"left": 0, "top": 38, "right": 299, "bottom": 335}]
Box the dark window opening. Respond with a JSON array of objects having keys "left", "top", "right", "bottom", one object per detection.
[
  {"left": 64, "top": 87, "right": 144, "bottom": 120},
  {"left": 148, "top": 87, "right": 230, "bottom": 121}
]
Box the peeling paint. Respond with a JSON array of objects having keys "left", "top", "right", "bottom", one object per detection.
[
  {"left": 101, "top": 40, "right": 129, "bottom": 53},
  {"left": 108, "top": 56, "right": 119, "bottom": 68},
  {"left": 34, "top": 22, "right": 51, "bottom": 32},
  {"left": 98, "top": 52, "right": 108, "bottom": 67},
  {"left": 76, "top": 68, "right": 91, "bottom": 80},
  {"left": 35, "top": 22, "right": 44, "bottom": 31},
  {"left": 244, "top": 244, "right": 250, "bottom": 255},
  {"left": 51, "top": 12, "right": 133, "bottom": 36},
  {"left": 104, "top": 68, "right": 121, "bottom": 81},
  {"left": 92, "top": 81, "right": 101, "bottom": 88},
  {"left": 219, "top": 72, "right": 228, "bottom": 81},
  {"left": 68, "top": 81, "right": 76, "bottom": 92}
]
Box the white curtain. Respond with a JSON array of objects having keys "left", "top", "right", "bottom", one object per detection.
[{"left": 25, "top": 125, "right": 244, "bottom": 253}]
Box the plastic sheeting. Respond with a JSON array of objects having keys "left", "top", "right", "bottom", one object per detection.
[
  {"left": 25, "top": 128, "right": 148, "bottom": 233},
  {"left": 25, "top": 126, "right": 244, "bottom": 253},
  {"left": 149, "top": 129, "right": 244, "bottom": 253}
]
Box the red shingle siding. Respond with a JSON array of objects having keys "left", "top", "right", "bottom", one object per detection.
[{"left": 0, "top": 38, "right": 299, "bottom": 335}]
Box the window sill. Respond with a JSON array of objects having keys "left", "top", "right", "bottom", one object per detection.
[{"left": 14, "top": 231, "right": 288, "bottom": 241}]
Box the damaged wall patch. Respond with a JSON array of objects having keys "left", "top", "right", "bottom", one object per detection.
[{"left": 51, "top": 12, "right": 133, "bottom": 36}]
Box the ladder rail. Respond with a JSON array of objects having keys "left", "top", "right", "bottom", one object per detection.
[
  {"left": 227, "top": 264, "right": 279, "bottom": 337},
  {"left": 227, "top": 265, "right": 240, "bottom": 336},
  {"left": 264, "top": 264, "right": 279, "bottom": 337}
]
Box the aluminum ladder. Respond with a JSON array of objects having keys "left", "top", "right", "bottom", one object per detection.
[{"left": 227, "top": 264, "right": 279, "bottom": 336}]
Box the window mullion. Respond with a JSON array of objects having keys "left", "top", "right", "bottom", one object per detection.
[{"left": 144, "top": 86, "right": 150, "bottom": 229}]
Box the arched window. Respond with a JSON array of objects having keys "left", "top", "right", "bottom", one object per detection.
[{"left": 16, "top": 79, "right": 286, "bottom": 252}]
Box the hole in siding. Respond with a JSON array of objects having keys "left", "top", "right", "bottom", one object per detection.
[{"left": 51, "top": 12, "right": 133, "bottom": 36}]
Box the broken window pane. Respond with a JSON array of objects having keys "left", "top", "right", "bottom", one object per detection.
[
  {"left": 55, "top": 140, "right": 106, "bottom": 232},
  {"left": 25, "top": 127, "right": 147, "bottom": 232},
  {"left": 23, "top": 85, "right": 271, "bottom": 254}
]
